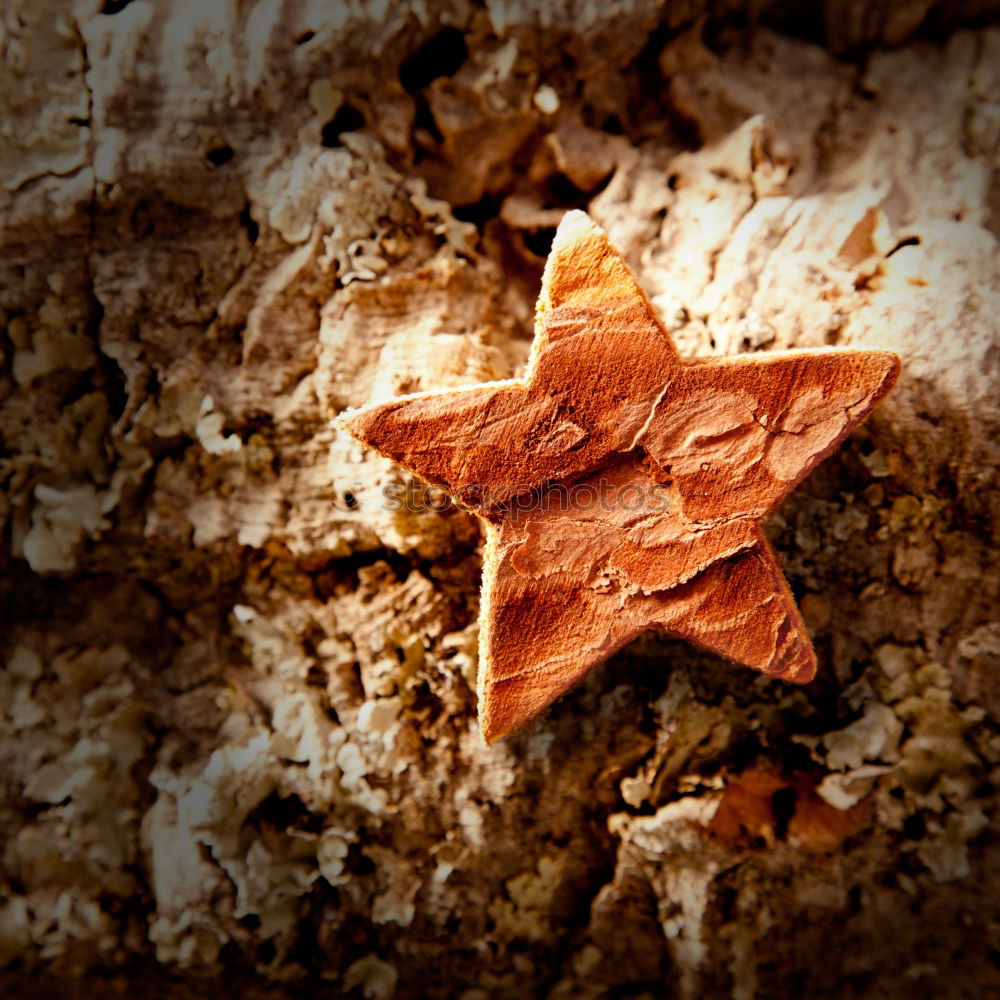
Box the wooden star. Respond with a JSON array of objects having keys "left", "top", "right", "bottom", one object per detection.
[{"left": 344, "top": 212, "right": 899, "bottom": 743}]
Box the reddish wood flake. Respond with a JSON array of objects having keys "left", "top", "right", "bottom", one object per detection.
[
  {"left": 710, "top": 768, "right": 872, "bottom": 851},
  {"left": 710, "top": 769, "right": 789, "bottom": 847},
  {"left": 787, "top": 782, "right": 873, "bottom": 852},
  {"left": 345, "top": 212, "right": 899, "bottom": 742}
]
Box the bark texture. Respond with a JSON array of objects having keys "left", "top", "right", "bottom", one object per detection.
[{"left": 2, "top": 2, "right": 1000, "bottom": 998}]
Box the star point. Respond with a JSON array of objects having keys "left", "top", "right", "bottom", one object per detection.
[{"left": 343, "top": 212, "right": 900, "bottom": 743}]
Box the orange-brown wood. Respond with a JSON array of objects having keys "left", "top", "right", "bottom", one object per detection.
[{"left": 345, "top": 212, "right": 900, "bottom": 743}]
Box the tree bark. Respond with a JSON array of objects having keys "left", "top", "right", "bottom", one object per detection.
[{"left": 2, "top": 2, "right": 999, "bottom": 997}]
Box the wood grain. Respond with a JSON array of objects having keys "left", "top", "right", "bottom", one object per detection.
[{"left": 345, "top": 211, "right": 900, "bottom": 743}]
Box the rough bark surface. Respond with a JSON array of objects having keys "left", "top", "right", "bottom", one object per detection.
[{"left": 2, "top": 2, "right": 999, "bottom": 998}]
